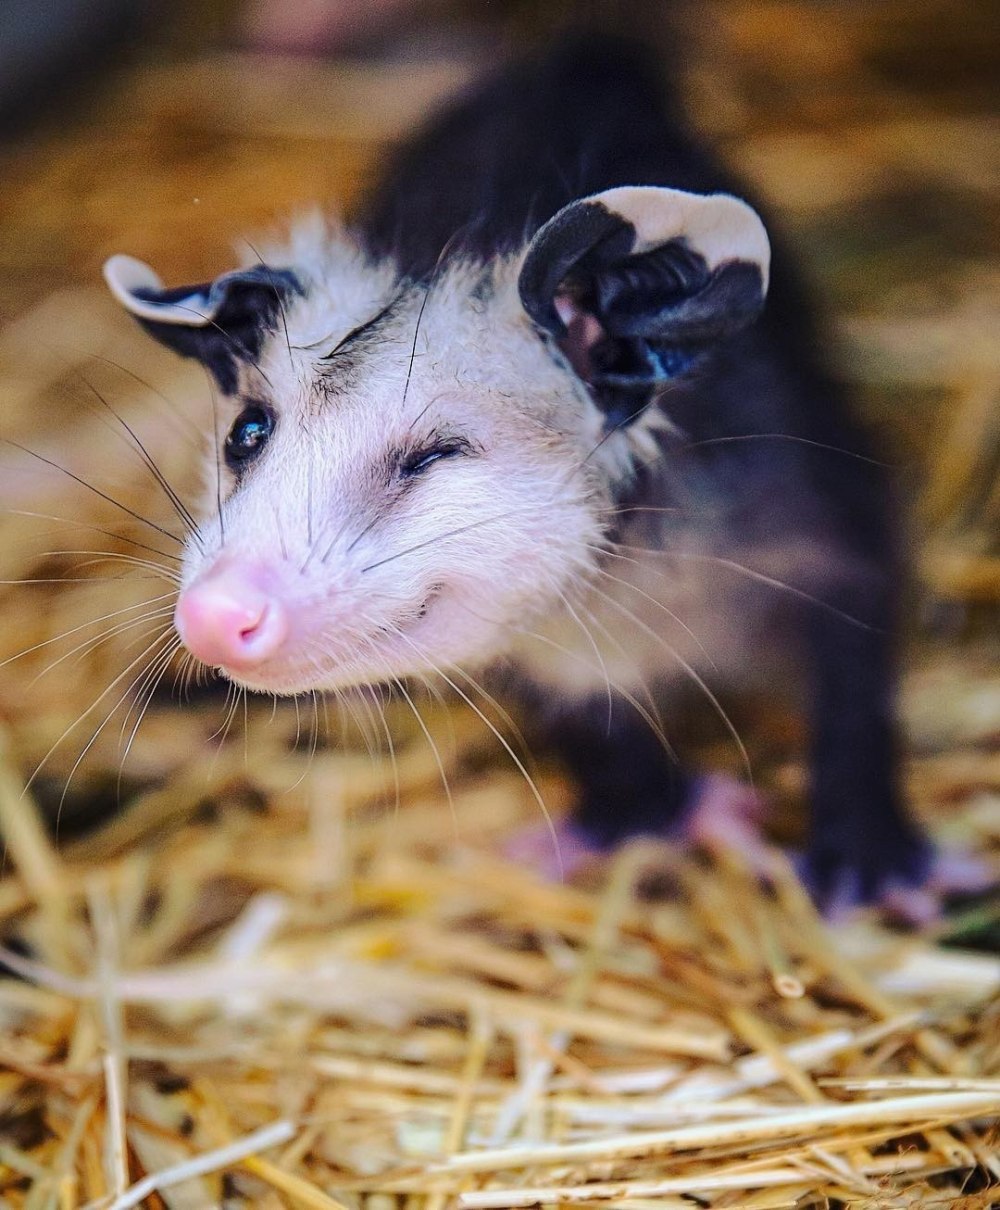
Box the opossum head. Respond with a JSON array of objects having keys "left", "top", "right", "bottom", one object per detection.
[{"left": 105, "top": 187, "right": 769, "bottom": 695}]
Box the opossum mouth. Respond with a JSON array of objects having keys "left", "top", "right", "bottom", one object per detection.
[
  {"left": 378, "top": 584, "right": 443, "bottom": 632},
  {"left": 207, "top": 585, "right": 449, "bottom": 696},
  {"left": 416, "top": 583, "right": 444, "bottom": 621}
]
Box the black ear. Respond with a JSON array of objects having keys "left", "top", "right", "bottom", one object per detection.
[
  {"left": 103, "top": 255, "right": 303, "bottom": 394},
  {"left": 518, "top": 186, "right": 770, "bottom": 427}
]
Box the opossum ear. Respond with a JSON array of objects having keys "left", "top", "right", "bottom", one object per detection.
[
  {"left": 518, "top": 186, "right": 770, "bottom": 426},
  {"left": 103, "top": 255, "right": 302, "bottom": 394}
]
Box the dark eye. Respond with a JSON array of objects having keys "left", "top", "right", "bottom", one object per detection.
[
  {"left": 225, "top": 405, "right": 274, "bottom": 471},
  {"left": 400, "top": 440, "right": 469, "bottom": 478}
]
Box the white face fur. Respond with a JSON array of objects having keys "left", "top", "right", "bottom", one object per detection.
[
  {"left": 105, "top": 188, "right": 770, "bottom": 697},
  {"left": 192, "top": 243, "right": 615, "bottom": 694}
]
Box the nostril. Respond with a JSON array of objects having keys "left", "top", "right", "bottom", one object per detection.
[
  {"left": 238, "top": 610, "right": 266, "bottom": 643},
  {"left": 235, "top": 602, "right": 287, "bottom": 656}
]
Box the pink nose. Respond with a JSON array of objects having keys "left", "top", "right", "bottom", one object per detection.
[{"left": 175, "top": 565, "right": 289, "bottom": 670}]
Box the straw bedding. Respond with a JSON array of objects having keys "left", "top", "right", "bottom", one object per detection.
[
  {"left": 0, "top": 629, "right": 997, "bottom": 1207},
  {"left": 0, "top": 3, "right": 998, "bottom": 1205}
]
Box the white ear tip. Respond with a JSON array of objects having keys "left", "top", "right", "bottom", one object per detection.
[
  {"left": 588, "top": 185, "right": 771, "bottom": 291},
  {"left": 102, "top": 253, "right": 214, "bottom": 326},
  {"left": 715, "top": 194, "right": 771, "bottom": 286},
  {"left": 103, "top": 253, "right": 162, "bottom": 300}
]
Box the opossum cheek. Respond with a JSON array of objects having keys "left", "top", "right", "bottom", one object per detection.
[{"left": 175, "top": 563, "right": 290, "bottom": 672}]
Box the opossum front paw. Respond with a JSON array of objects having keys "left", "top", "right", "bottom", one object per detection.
[
  {"left": 505, "top": 773, "right": 772, "bottom": 882},
  {"left": 505, "top": 816, "right": 608, "bottom": 881},
  {"left": 800, "top": 828, "right": 930, "bottom": 923},
  {"left": 679, "top": 774, "right": 772, "bottom": 869},
  {"left": 800, "top": 839, "right": 995, "bottom": 926}
]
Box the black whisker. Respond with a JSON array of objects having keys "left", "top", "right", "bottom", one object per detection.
[
  {"left": 400, "top": 287, "right": 431, "bottom": 412},
  {"left": 345, "top": 510, "right": 385, "bottom": 557},
  {"left": 83, "top": 352, "right": 205, "bottom": 447},
  {"left": 7, "top": 508, "right": 182, "bottom": 565},
  {"left": 576, "top": 400, "right": 652, "bottom": 473},
  {"left": 78, "top": 376, "right": 203, "bottom": 546},
  {"left": 317, "top": 296, "right": 401, "bottom": 360},
  {"left": 243, "top": 237, "right": 293, "bottom": 366},
  {"left": 399, "top": 224, "right": 470, "bottom": 412},
  {"left": 167, "top": 300, "right": 274, "bottom": 391},
  {"left": 273, "top": 502, "right": 289, "bottom": 562},
  {"left": 359, "top": 503, "right": 545, "bottom": 574},
  {"left": 678, "top": 433, "right": 892, "bottom": 467},
  {"left": 208, "top": 377, "right": 226, "bottom": 548},
  {"left": 2, "top": 437, "right": 184, "bottom": 547}
]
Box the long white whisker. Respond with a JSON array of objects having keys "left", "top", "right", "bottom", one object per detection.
[
  {"left": 208, "top": 682, "right": 240, "bottom": 745},
  {"left": 26, "top": 624, "right": 177, "bottom": 802},
  {"left": 613, "top": 543, "right": 874, "bottom": 631},
  {"left": 392, "top": 673, "right": 454, "bottom": 822},
  {"left": 556, "top": 586, "right": 614, "bottom": 735},
  {"left": 117, "top": 638, "right": 184, "bottom": 796},
  {"left": 0, "top": 592, "right": 177, "bottom": 670},
  {"left": 394, "top": 631, "right": 561, "bottom": 877},
  {"left": 678, "top": 432, "right": 890, "bottom": 466},
  {"left": 365, "top": 679, "right": 401, "bottom": 818},
  {"left": 0, "top": 574, "right": 166, "bottom": 585},
  {"left": 119, "top": 629, "right": 182, "bottom": 739},
  {"left": 25, "top": 609, "right": 175, "bottom": 689},
  {"left": 54, "top": 637, "right": 180, "bottom": 835},
  {"left": 23, "top": 548, "right": 181, "bottom": 581},
  {"left": 586, "top": 552, "right": 718, "bottom": 672},
  {"left": 5, "top": 508, "right": 182, "bottom": 563},
  {"left": 572, "top": 588, "right": 678, "bottom": 755},
  {"left": 587, "top": 581, "right": 752, "bottom": 784}
]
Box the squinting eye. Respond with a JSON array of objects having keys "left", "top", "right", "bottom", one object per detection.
[
  {"left": 400, "top": 441, "right": 468, "bottom": 478},
  {"left": 225, "top": 405, "right": 274, "bottom": 471}
]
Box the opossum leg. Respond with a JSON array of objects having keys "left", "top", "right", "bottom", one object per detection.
[
  {"left": 841, "top": 851, "right": 997, "bottom": 926},
  {"left": 506, "top": 772, "right": 771, "bottom": 881},
  {"left": 507, "top": 696, "right": 771, "bottom": 879},
  {"left": 800, "top": 605, "right": 994, "bottom": 922},
  {"left": 545, "top": 697, "right": 695, "bottom": 847}
]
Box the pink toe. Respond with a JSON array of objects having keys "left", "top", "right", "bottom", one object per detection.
[
  {"left": 505, "top": 819, "right": 601, "bottom": 881},
  {"left": 929, "top": 850, "right": 997, "bottom": 895},
  {"left": 683, "top": 774, "right": 774, "bottom": 870}
]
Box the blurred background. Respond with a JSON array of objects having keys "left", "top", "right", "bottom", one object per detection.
[
  {"left": 0, "top": 7, "right": 999, "bottom": 1201},
  {"left": 0, "top": 0, "right": 996, "bottom": 827}
]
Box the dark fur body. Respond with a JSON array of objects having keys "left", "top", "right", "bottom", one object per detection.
[{"left": 359, "top": 36, "right": 929, "bottom": 903}]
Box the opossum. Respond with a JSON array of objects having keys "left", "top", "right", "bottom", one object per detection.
[{"left": 101, "top": 36, "right": 974, "bottom": 915}]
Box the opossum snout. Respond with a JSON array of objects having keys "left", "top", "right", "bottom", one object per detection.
[{"left": 175, "top": 563, "right": 290, "bottom": 672}]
